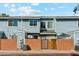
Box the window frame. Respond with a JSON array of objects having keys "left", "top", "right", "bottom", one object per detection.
[
  {"left": 30, "top": 20, "right": 37, "bottom": 26},
  {"left": 47, "top": 21, "right": 53, "bottom": 29},
  {"left": 8, "top": 20, "right": 18, "bottom": 26},
  {"left": 41, "top": 21, "right": 46, "bottom": 29}
]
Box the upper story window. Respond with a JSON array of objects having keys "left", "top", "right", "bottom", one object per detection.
[
  {"left": 8, "top": 20, "right": 17, "bottom": 26},
  {"left": 47, "top": 22, "right": 52, "bottom": 28},
  {"left": 41, "top": 22, "right": 46, "bottom": 28},
  {"left": 30, "top": 20, "right": 37, "bottom": 26}
]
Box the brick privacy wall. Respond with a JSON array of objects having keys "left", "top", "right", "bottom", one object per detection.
[
  {"left": 26, "top": 39, "right": 41, "bottom": 50},
  {"left": 0, "top": 39, "right": 17, "bottom": 50},
  {"left": 56, "top": 39, "right": 74, "bottom": 50}
]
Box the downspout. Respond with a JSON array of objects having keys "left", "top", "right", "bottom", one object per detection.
[
  {"left": 53, "top": 17, "right": 56, "bottom": 31},
  {"left": 73, "top": 31, "right": 76, "bottom": 50},
  {"left": 53, "top": 17, "right": 57, "bottom": 39}
]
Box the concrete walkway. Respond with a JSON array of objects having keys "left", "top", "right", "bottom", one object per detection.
[{"left": 0, "top": 50, "right": 78, "bottom": 56}]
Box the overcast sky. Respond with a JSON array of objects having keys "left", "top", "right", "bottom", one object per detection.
[{"left": 0, "top": 3, "right": 78, "bottom": 16}]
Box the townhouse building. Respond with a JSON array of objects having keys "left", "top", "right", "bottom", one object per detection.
[{"left": 0, "top": 16, "right": 79, "bottom": 49}]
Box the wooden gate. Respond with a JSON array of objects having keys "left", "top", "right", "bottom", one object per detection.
[
  {"left": 41, "top": 39, "right": 48, "bottom": 49},
  {"left": 17, "top": 31, "right": 25, "bottom": 50},
  {"left": 51, "top": 39, "right": 57, "bottom": 49}
]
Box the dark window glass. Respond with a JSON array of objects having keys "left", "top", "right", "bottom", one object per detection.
[
  {"left": 30, "top": 20, "right": 37, "bottom": 26},
  {"left": 41, "top": 22, "right": 46, "bottom": 28},
  {"left": 8, "top": 20, "right": 17, "bottom": 26},
  {"left": 34, "top": 35, "right": 38, "bottom": 39}
]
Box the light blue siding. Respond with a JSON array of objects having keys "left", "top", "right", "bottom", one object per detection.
[
  {"left": 0, "top": 20, "right": 9, "bottom": 38},
  {"left": 56, "top": 20, "right": 78, "bottom": 34},
  {"left": 0, "top": 19, "right": 40, "bottom": 39},
  {"left": 24, "top": 20, "right": 40, "bottom": 33},
  {"left": 0, "top": 17, "right": 78, "bottom": 39}
]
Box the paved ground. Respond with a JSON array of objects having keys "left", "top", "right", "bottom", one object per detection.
[{"left": 0, "top": 50, "right": 79, "bottom": 56}]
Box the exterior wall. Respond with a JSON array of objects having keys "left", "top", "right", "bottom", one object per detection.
[
  {"left": 0, "top": 19, "right": 18, "bottom": 39},
  {"left": 40, "top": 20, "right": 54, "bottom": 30},
  {"left": 0, "top": 19, "right": 40, "bottom": 39},
  {"left": 55, "top": 20, "right": 78, "bottom": 34},
  {"left": 27, "top": 20, "right": 40, "bottom": 33},
  {"left": 18, "top": 20, "right": 40, "bottom": 33},
  {"left": 0, "top": 39, "right": 17, "bottom": 50},
  {"left": 56, "top": 39, "right": 74, "bottom": 50},
  {"left": 0, "top": 18, "right": 78, "bottom": 39},
  {"left": 0, "top": 20, "right": 9, "bottom": 38}
]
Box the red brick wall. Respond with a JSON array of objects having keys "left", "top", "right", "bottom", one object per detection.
[
  {"left": 25, "top": 39, "right": 41, "bottom": 50},
  {"left": 0, "top": 39, "right": 17, "bottom": 50},
  {"left": 56, "top": 39, "right": 74, "bottom": 50}
]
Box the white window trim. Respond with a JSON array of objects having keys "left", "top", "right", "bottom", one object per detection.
[
  {"left": 47, "top": 21, "right": 53, "bottom": 30},
  {"left": 41, "top": 21, "right": 53, "bottom": 30}
]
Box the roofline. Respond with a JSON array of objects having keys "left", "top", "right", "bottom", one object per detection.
[{"left": 0, "top": 16, "right": 79, "bottom": 19}]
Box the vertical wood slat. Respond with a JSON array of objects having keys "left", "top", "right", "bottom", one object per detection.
[
  {"left": 41, "top": 39, "right": 48, "bottom": 49},
  {"left": 51, "top": 39, "right": 57, "bottom": 49}
]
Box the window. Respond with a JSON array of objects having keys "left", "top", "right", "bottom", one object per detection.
[
  {"left": 26, "top": 33, "right": 38, "bottom": 39},
  {"left": 47, "top": 22, "right": 52, "bottom": 28},
  {"left": 8, "top": 20, "right": 17, "bottom": 26},
  {"left": 41, "top": 22, "right": 46, "bottom": 28},
  {"left": 26, "top": 35, "right": 38, "bottom": 39},
  {"left": 30, "top": 20, "right": 37, "bottom": 26},
  {"left": 33, "top": 35, "right": 38, "bottom": 39}
]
